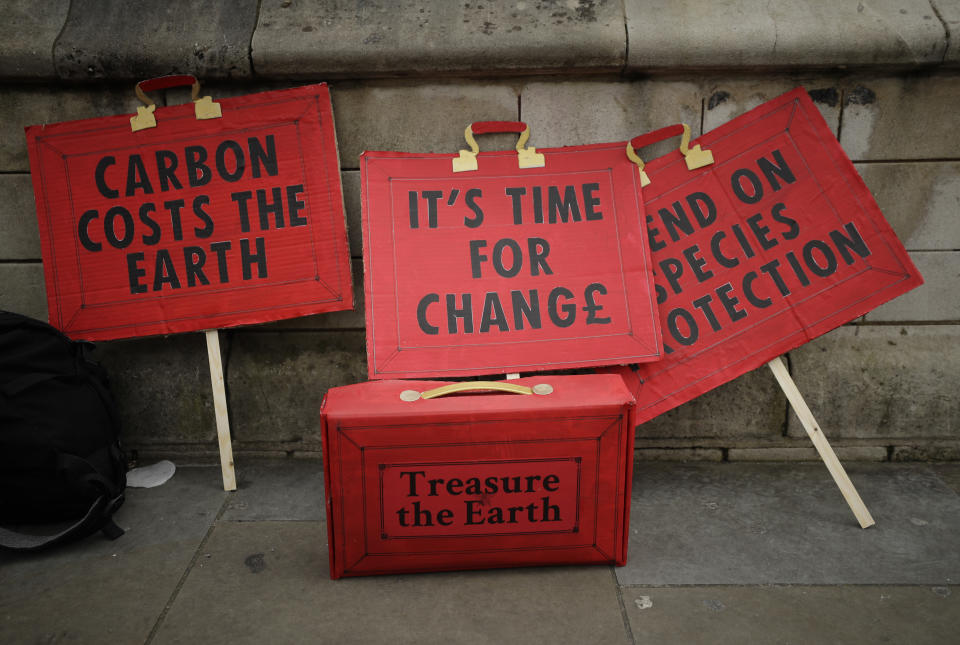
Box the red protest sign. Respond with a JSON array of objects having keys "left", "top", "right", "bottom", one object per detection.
[
  {"left": 608, "top": 88, "right": 922, "bottom": 423},
  {"left": 25, "top": 81, "right": 352, "bottom": 341},
  {"left": 361, "top": 122, "right": 661, "bottom": 379}
]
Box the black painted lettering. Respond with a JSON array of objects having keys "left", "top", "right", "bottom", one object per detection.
[
  {"left": 511, "top": 289, "right": 542, "bottom": 330},
  {"left": 240, "top": 237, "right": 268, "bottom": 280},
  {"left": 583, "top": 283, "right": 611, "bottom": 324},
  {"left": 210, "top": 241, "right": 232, "bottom": 283},
  {"left": 232, "top": 191, "right": 253, "bottom": 233},
  {"left": 492, "top": 238, "right": 522, "bottom": 278},
  {"left": 583, "top": 183, "right": 602, "bottom": 220},
  {"left": 287, "top": 185, "right": 307, "bottom": 226},
  {"left": 547, "top": 287, "right": 576, "bottom": 327},
  {"left": 125, "top": 154, "right": 154, "bottom": 196},
  {"left": 682, "top": 244, "right": 714, "bottom": 283},
  {"left": 95, "top": 156, "right": 119, "bottom": 199},
  {"left": 183, "top": 246, "right": 209, "bottom": 287},
  {"left": 152, "top": 249, "right": 181, "bottom": 291},
  {"left": 184, "top": 146, "right": 211, "bottom": 187},
  {"left": 746, "top": 213, "right": 778, "bottom": 250},
  {"left": 757, "top": 149, "right": 796, "bottom": 192},
  {"left": 78, "top": 209, "right": 101, "bottom": 252},
  {"left": 464, "top": 188, "right": 483, "bottom": 228},
  {"left": 192, "top": 195, "right": 214, "bottom": 238},
  {"left": 104, "top": 206, "right": 135, "bottom": 249},
  {"left": 248, "top": 135, "right": 278, "bottom": 178},
  {"left": 215, "top": 140, "right": 245, "bottom": 182},
  {"left": 548, "top": 185, "right": 582, "bottom": 223},
  {"left": 138, "top": 203, "right": 161, "bottom": 245},
  {"left": 446, "top": 293, "right": 473, "bottom": 333},
  {"left": 417, "top": 294, "right": 440, "bottom": 335},
  {"left": 505, "top": 186, "right": 525, "bottom": 225},
  {"left": 479, "top": 292, "right": 509, "bottom": 332},
  {"left": 731, "top": 168, "right": 763, "bottom": 204},
  {"left": 469, "top": 240, "right": 487, "bottom": 279},
  {"left": 126, "top": 252, "right": 147, "bottom": 294},
  {"left": 830, "top": 222, "right": 871, "bottom": 265},
  {"left": 155, "top": 150, "right": 182, "bottom": 192},
  {"left": 164, "top": 199, "right": 185, "bottom": 241}
]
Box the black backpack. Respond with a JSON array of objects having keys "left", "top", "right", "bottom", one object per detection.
[{"left": 0, "top": 310, "right": 127, "bottom": 550}]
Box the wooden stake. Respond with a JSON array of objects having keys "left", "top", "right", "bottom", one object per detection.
[
  {"left": 767, "top": 356, "right": 874, "bottom": 529},
  {"left": 205, "top": 329, "right": 237, "bottom": 491}
]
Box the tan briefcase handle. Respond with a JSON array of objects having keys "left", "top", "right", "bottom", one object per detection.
[{"left": 400, "top": 381, "right": 554, "bottom": 401}]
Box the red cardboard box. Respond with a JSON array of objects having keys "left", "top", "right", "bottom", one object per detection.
[{"left": 320, "top": 374, "right": 636, "bottom": 578}]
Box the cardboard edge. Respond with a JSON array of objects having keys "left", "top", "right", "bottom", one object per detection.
[{"left": 319, "top": 393, "right": 341, "bottom": 580}]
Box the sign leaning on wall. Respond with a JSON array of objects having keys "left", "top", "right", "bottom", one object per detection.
[
  {"left": 24, "top": 77, "right": 353, "bottom": 490},
  {"left": 603, "top": 88, "right": 924, "bottom": 527},
  {"left": 25, "top": 78, "right": 353, "bottom": 341},
  {"left": 609, "top": 88, "right": 922, "bottom": 424},
  {"left": 361, "top": 121, "right": 662, "bottom": 379}
]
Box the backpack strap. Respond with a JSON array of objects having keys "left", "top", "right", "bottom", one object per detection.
[
  {"left": 0, "top": 492, "right": 124, "bottom": 551},
  {"left": 0, "top": 451, "right": 126, "bottom": 552}
]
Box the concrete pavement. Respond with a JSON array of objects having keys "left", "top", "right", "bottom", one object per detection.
[{"left": 2, "top": 460, "right": 958, "bottom": 644}]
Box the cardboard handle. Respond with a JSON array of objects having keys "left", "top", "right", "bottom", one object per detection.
[
  {"left": 131, "top": 75, "right": 222, "bottom": 132},
  {"left": 470, "top": 121, "right": 528, "bottom": 136},
  {"left": 400, "top": 381, "right": 554, "bottom": 401},
  {"left": 625, "top": 123, "right": 714, "bottom": 187},
  {"left": 135, "top": 74, "right": 201, "bottom": 106},
  {"left": 453, "top": 121, "right": 545, "bottom": 172}
]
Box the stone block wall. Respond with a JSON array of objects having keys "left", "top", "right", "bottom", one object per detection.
[{"left": 0, "top": 1, "right": 957, "bottom": 462}]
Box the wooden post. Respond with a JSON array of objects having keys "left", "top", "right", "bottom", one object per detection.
[
  {"left": 767, "top": 356, "right": 874, "bottom": 529},
  {"left": 205, "top": 330, "right": 237, "bottom": 491}
]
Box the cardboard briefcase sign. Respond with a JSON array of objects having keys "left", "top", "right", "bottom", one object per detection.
[
  {"left": 320, "top": 374, "right": 636, "bottom": 578},
  {"left": 606, "top": 88, "right": 923, "bottom": 423},
  {"left": 25, "top": 77, "right": 352, "bottom": 340},
  {"left": 360, "top": 121, "right": 661, "bottom": 379}
]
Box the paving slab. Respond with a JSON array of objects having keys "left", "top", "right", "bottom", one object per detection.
[
  {"left": 54, "top": 0, "right": 258, "bottom": 80},
  {"left": 839, "top": 75, "right": 960, "bottom": 161},
  {"left": 521, "top": 79, "right": 702, "bottom": 160},
  {"left": 622, "top": 585, "right": 960, "bottom": 645},
  {"left": 787, "top": 325, "right": 960, "bottom": 440},
  {"left": 618, "top": 462, "right": 960, "bottom": 585},
  {"left": 932, "top": 464, "right": 960, "bottom": 494},
  {"left": 0, "top": 174, "right": 40, "bottom": 260},
  {"left": 857, "top": 161, "right": 960, "bottom": 251},
  {"left": 0, "top": 465, "right": 225, "bottom": 644},
  {"left": 223, "top": 459, "right": 325, "bottom": 522},
  {"left": 252, "top": 0, "right": 626, "bottom": 78},
  {"left": 0, "top": 0, "right": 69, "bottom": 78},
  {"left": 702, "top": 79, "right": 842, "bottom": 134},
  {"left": 151, "top": 521, "right": 629, "bottom": 645},
  {"left": 626, "top": 0, "right": 947, "bottom": 70}
]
